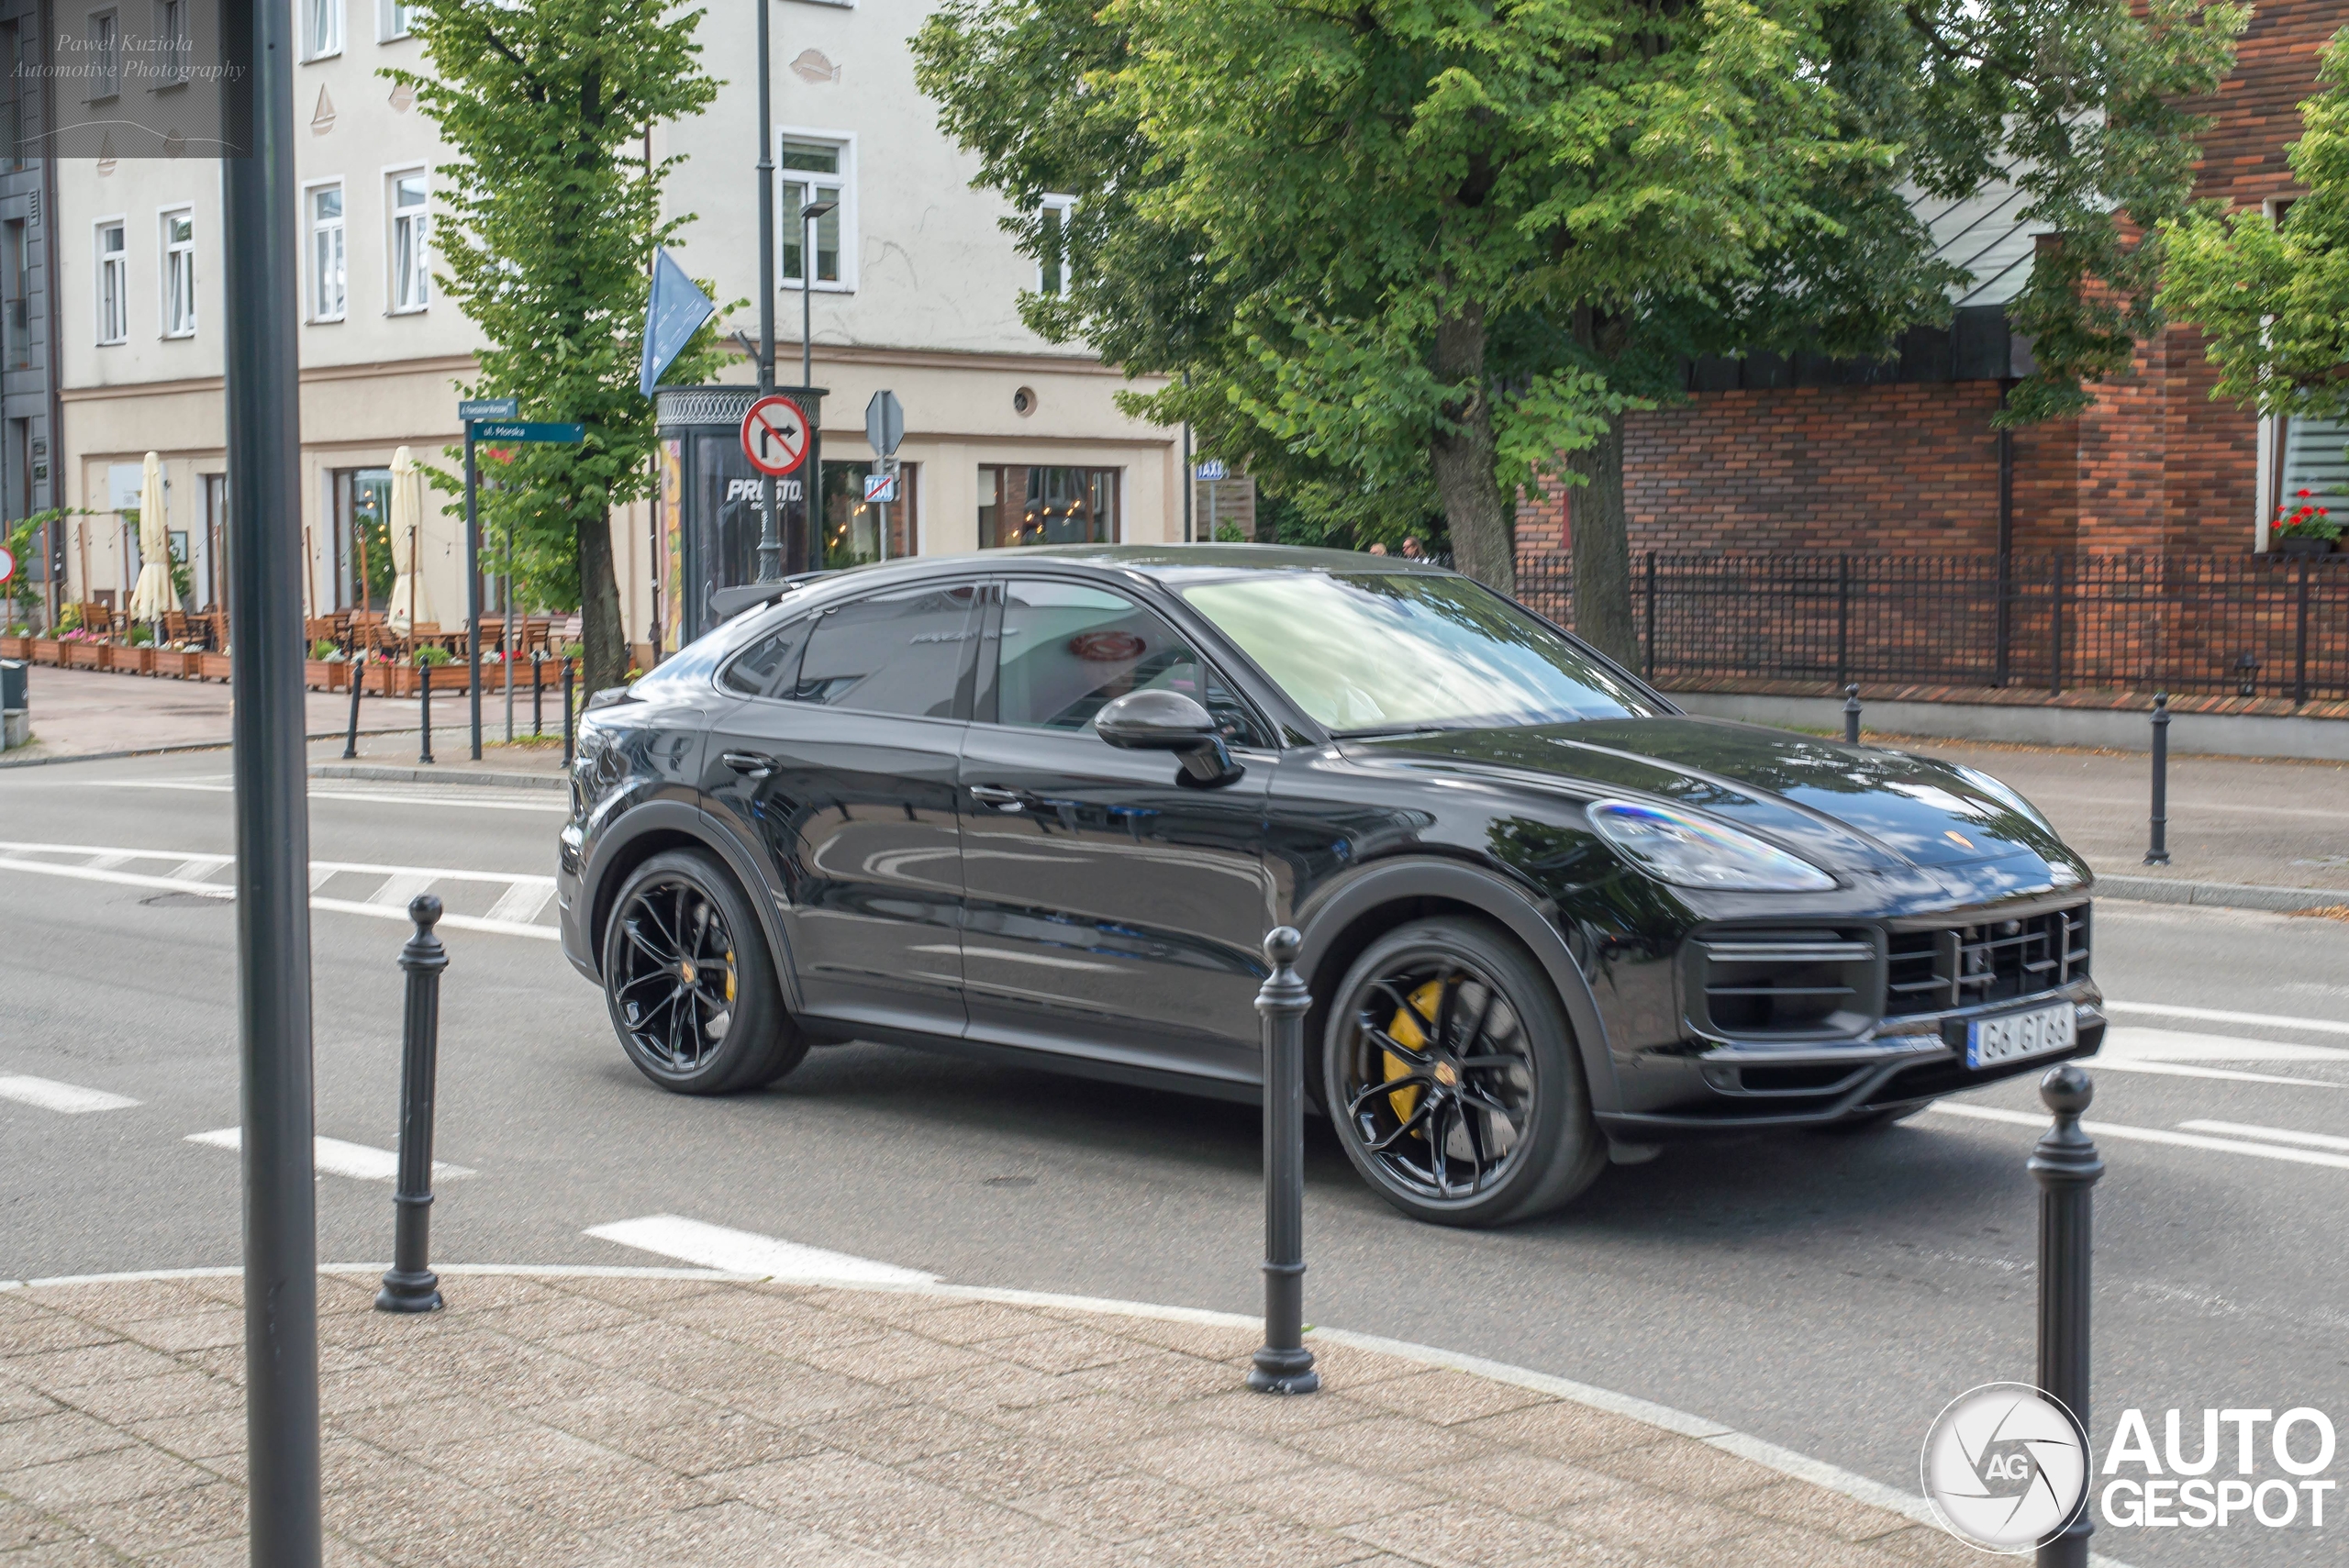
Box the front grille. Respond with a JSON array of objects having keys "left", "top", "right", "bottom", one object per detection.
[
  {"left": 1693, "top": 929, "right": 1876, "bottom": 1039},
  {"left": 1884, "top": 905, "right": 2089, "bottom": 1018}
]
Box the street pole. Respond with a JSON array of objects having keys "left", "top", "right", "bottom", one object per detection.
[
  {"left": 2031, "top": 1064, "right": 2103, "bottom": 1568},
  {"left": 2144, "top": 695, "right": 2170, "bottom": 866},
  {"left": 1248, "top": 927, "right": 1319, "bottom": 1396},
  {"left": 463, "top": 423, "right": 480, "bottom": 760},
  {"left": 752, "top": 0, "right": 779, "bottom": 583},
  {"left": 221, "top": 0, "right": 324, "bottom": 1557}
]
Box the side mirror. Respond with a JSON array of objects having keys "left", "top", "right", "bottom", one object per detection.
[{"left": 1096, "top": 688, "right": 1244, "bottom": 788}]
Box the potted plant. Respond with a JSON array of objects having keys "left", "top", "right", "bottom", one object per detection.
[
  {"left": 305, "top": 639, "right": 347, "bottom": 692},
  {"left": 198, "top": 647, "right": 233, "bottom": 681},
  {"left": 61, "top": 629, "right": 101, "bottom": 669},
  {"left": 2273, "top": 491, "right": 2341, "bottom": 556}
]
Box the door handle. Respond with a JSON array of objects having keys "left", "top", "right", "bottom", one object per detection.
[
  {"left": 967, "top": 784, "right": 1026, "bottom": 811},
  {"left": 722, "top": 751, "right": 777, "bottom": 780}
]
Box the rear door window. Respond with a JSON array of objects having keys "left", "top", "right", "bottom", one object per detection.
[{"left": 791, "top": 583, "right": 980, "bottom": 718}]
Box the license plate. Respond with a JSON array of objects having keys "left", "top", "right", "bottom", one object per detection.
[{"left": 1966, "top": 1001, "right": 2078, "bottom": 1070}]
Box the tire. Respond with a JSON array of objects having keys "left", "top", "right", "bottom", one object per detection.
[
  {"left": 1322, "top": 917, "right": 1606, "bottom": 1227},
  {"left": 599, "top": 849, "right": 806, "bottom": 1095},
  {"left": 1817, "top": 1100, "right": 1933, "bottom": 1134}
]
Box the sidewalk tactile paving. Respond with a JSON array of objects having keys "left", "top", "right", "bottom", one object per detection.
[{"left": 0, "top": 1273, "right": 1965, "bottom": 1566}]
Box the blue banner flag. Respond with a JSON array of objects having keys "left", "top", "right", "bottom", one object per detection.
[{"left": 640, "top": 249, "right": 717, "bottom": 400}]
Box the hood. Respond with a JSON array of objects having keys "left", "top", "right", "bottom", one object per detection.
[{"left": 1345, "top": 717, "right": 2086, "bottom": 879}]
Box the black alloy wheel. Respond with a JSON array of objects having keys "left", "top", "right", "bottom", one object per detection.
[
  {"left": 600, "top": 849, "right": 805, "bottom": 1095},
  {"left": 1325, "top": 918, "right": 1606, "bottom": 1226}
]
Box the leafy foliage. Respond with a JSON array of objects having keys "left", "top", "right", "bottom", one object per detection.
[
  {"left": 2162, "top": 28, "right": 2349, "bottom": 424},
  {"left": 917, "top": 0, "right": 2241, "bottom": 654},
  {"left": 392, "top": 0, "right": 736, "bottom": 693}
]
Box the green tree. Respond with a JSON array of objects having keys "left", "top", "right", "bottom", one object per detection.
[
  {"left": 2162, "top": 29, "right": 2349, "bottom": 453},
  {"left": 917, "top": 0, "right": 2240, "bottom": 662},
  {"left": 393, "top": 0, "right": 732, "bottom": 695}
]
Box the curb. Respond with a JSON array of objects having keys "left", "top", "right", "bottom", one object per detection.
[
  {"left": 309, "top": 762, "right": 566, "bottom": 790},
  {"left": 0, "top": 728, "right": 418, "bottom": 772},
  {"left": 0, "top": 1262, "right": 2132, "bottom": 1568},
  {"left": 2096, "top": 873, "right": 2344, "bottom": 914}
]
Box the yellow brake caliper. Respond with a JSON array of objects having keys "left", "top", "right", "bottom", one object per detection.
[{"left": 1384, "top": 981, "right": 1445, "bottom": 1128}]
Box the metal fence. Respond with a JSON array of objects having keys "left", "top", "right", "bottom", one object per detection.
[{"left": 1509, "top": 552, "right": 2349, "bottom": 703}]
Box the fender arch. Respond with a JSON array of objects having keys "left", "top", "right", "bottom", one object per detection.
[
  {"left": 1292, "top": 856, "right": 1622, "bottom": 1115},
  {"left": 582, "top": 800, "right": 805, "bottom": 1014}
]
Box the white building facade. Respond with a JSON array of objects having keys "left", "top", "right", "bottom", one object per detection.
[{"left": 51, "top": 0, "right": 1179, "bottom": 657}]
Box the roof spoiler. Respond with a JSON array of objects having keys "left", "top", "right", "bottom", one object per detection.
[{"left": 709, "top": 571, "right": 831, "bottom": 623}]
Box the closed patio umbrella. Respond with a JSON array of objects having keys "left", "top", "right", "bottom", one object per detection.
[
  {"left": 126, "top": 451, "right": 174, "bottom": 623},
  {"left": 386, "top": 447, "right": 434, "bottom": 633}
]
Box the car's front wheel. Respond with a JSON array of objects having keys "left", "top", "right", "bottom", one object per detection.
[
  {"left": 1323, "top": 918, "right": 1606, "bottom": 1227},
  {"left": 600, "top": 849, "right": 805, "bottom": 1095}
]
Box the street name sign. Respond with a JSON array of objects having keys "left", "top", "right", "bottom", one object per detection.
[
  {"left": 742, "top": 395, "right": 811, "bottom": 477},
  {"left": 459, "top": 397, "right": 520, "bottom": 422},
  {"left": 473, "top": 421, "right": 585, "bottom": 444}
]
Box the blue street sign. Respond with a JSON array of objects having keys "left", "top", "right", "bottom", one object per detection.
[
  {"left": 473, "top": 421, "right": 585, "bottom": 444},
  {"left": 1196, "top": 459, "right": 1228, "bottom": 482},
  {"left": 459, "top": 397, "right": 519, "bottom": 421}
]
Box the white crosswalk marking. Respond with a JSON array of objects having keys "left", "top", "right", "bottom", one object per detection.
[
  {"left": 484, "top": 881, "right": 555, "bottom": 924},
  {"left": 2178, "top": 1119, "right": 2349, "bottom": 1152},
  {"left": 584, "top": 1216, "right": 935, "bottom": 1284},
  {"left": 2106, "top": 1001, "right": 2349, "bottom": 1039},
  {"left": 1927, "top": 1103, "right": 2349, "bottom": 1172},
  {"left": 0, "top": 1076, "right": 140, "bottom": 1114},
  {"left": 162, "top": 856, "right": 230, "bottom": 883},
  {"left": 367, "top": 872, "right": 438, "bottom": 909},
  {"left": 185, "top": 1128, "right": 473, "bottom": 1182}
]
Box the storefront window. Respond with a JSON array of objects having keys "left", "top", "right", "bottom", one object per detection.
[
  {"left": 819, "top": 460, "right": 917, "bottom": 569},
  {"left": 335, "top": 467, "right": 394, "bottom": 610},
  {"left": 977, "top": 464, "right": 1119, "bottom": 549}
]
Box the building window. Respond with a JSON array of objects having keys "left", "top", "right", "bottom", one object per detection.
[
  {"left": 819, "top": 460, "right": 917, "bottom": 568},
  {"left": 977, "top": 465, "right": 1119, "bottom": 549},
  {"left": 87, "top": 10, "right": 119, "bottom": 99},
  {"left": 1037, "top": 194, "right": 1074, "bottom": 297},
  {"left": 155, "top": 0, "right": 190, "bottom": 85},
  {"left": 95, "top": 222, "right": 127, "bottom": 344},
  {"left": 304, "top": 0, "right": 340, "bottom": 60},
  {"left": 2278, "top": 416, "right": 2349, "bottom": 528},
  {"left": 779, "top": 135, "right": 849, "bottom": 289},
  {"left": 161, "top": 208, "right": 195, "bottom": 338},
  {"left": 307, "top": 183, "right": 345, "bottom": 321},
  {"left": 379, "top": 0, "right": 411, "bottom": 40},
  {"left": 334, "top": 467, "right": 394, "bottom": 610},
  {"left": 389, "top": 171, "right": 428, "bottom": 312}
]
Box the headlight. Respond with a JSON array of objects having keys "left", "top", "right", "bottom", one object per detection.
[{"left": 1587, "top": 800, "right": 1835, "bottom": 892}]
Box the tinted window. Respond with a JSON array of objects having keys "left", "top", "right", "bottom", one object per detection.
[
  {"left": 995, "top": 579, "right": 1263, "bottom": 744},
  {"left": 719, "top": 617, "right": 811, "bottom": 697},
  {"left": 792, "top": 584, "right": 978, "bottom": 717}
]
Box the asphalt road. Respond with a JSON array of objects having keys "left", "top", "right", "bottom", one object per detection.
[{"left": 3, "top": 751, "right": 2344, "bottom": 1566}]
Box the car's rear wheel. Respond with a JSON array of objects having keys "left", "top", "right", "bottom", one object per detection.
[
  {"left": 1323, "top": 918, "right": 1606, "bottom": 1227},
  {"left": 601, "top": 850, "right": 805, "bottom": 1095}
]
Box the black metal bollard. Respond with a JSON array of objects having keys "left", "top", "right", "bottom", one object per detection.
[
  {"left": 2143, "top": 695, "right": 2170, "bottom": 866},
  {"left": 377, "top": 895, "right": 449, "bottom": 1314},
  {"left": 2031, "top": 1064, "right": 2102, "bottom": 1567},
  {"left": 1249, "top": 928, "right": 1319, "bottom": 1395},
  {"left": 341, "top": 651, "right": 363, "bottom": 760},
  {"left": 417, "top": 659, "right": 435, "bottom": 766},
  {"left": 530, "top": 650, "right": 544, "bottom": 737},
  {"left": 561, "top": 658, "right": 576, "bottom": 767},
  {"left": 1842, "top": 684, "right": 1862, "bottom": 745}
]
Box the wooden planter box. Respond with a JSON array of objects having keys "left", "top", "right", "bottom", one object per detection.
[
  {"left": 198, "top": 651, "right": 232, "bottom": 682},
  {"left": 0, "top": 635, "right": 25, "bottom": 659},
  {"left": 304, "top": 659, "right": 349, "bottom": 692},
  {"left": 62, "top": 641, "right": 100, "bottom": 668},
  {"left": 110, "top": 645, "right": 157, "bottom": 674},
  {"left": 158, "top": 649, "right": 204, "bottom": 678},
  {"left": 28, "top": 639, "right": 60, "bottom": 666}
]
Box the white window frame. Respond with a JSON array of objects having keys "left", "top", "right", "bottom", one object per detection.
[
  {"left": 777, "top": 127, "right": 854, "bottom": 295},
  {"left": 86, "top": 9, "right": 120, "bottom": 99},
  {"left": 385, "top": 164, "right": 429, "bottom": 314},
  {"left": 303, "top": 0, "right": 342, "bottom": 61},
  {"left": 305, "top": 178, "right": 345, "bottom": 322},
  {"left": 1036, "top": 194, "right": 1075, "bottom": 297},
  {"left": 154, "top": 0, "right": 192, "bottom": 86},
  {"left": 159, "top": 205, "right": 195, "bottom": 339},
  {"left": 94, "top": 217, "right": 128, "bottom": 345},
  {"left": 377, "top": 0, "right": 411, "bottom": 41}
]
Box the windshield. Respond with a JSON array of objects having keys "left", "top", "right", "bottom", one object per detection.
[{"left": 1179, "top": 571, "right": 1660, "bottom": 734}]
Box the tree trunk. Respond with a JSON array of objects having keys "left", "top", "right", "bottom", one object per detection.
[
  {"left": 576, "top": 506, "right": 628, "bottom": 698},
  {"left": 1565, "top": 408, "right": 1637, "bottom": 666},
  {"left": 1428, "top": 302, "right": 1514, "bottom": 595}
]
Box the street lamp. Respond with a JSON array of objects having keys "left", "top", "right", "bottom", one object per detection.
[{"left": 798, "top": 199, "right": 836, "bottom": 393}]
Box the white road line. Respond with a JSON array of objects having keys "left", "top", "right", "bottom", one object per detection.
[
  {"left": 2178, "top": 1119, "right": 2349, "bottom": 1152},
  {"left": 2092, "top": 1059, "right": 2344, "bottom": 1089},
  {"left": 584, "top": 1216, "right": 936, "bottom": 1285},
  {"left": 1927, "top": 1103, "right": 2349, "bottom": 1171},
  {"left": 0, "top": 854, "right": 560, "bottom": 941},
  {"left": 0, "top": 1076, "right": 140, "bottom": 1114},
  {"left": 185, "top": 1128, "right": 473, "bottom": 1182},
  {"left": 366, "top": 872, "right": 437, "bottom": 909},
  {"left": 163, "top": 856, "right": 230, "bottom": 883},
  {"left": 81, "top": 851, "right": 133, "bottom": 871},
  {"left": 0, "top": 843, "right": 556, "bottom": 887},
  {"left": 101, "top": 780, "right": 564, "bottom": 813},
  {"left": 2100, "top": 1027, "right": 2349, "bottom": 1065},
  {"left": 2105, "top": 1001, "right": 2349, "bottom": 1039},
  {"left": 484, "top": 881, "right": 556, "bottom": 924}
]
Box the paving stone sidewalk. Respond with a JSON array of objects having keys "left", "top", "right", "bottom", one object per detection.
[{"left": 0, "top": 1271, "right": 1983, "bottom": 1568}]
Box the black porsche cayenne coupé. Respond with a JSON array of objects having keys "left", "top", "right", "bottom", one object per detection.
[{"left": 558, "top": 546, "right": 2103, "bottom": 1226}]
